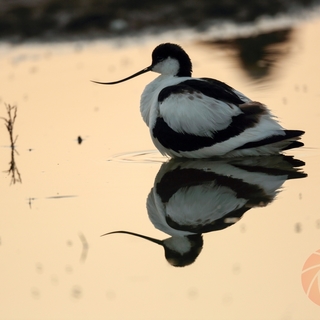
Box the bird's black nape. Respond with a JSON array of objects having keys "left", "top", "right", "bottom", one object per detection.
[{"left": 151, "top": 43, "right": 192, "bottom": 77}]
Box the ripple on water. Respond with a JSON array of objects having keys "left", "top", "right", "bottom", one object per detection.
[
  {"left": 108, "top": 150, "right": 167, "bottom": 163},
  {"left": 108, "top": 147, "right": 318, "bottom": 164}
]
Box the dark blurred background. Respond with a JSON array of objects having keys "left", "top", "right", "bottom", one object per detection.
[{"left": 0, "top": 0, "right": 319, "bottom": 40}]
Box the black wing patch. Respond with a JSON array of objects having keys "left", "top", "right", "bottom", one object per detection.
[
  {"left": 156, "top": 167, "right": 268, "bottom": 203},
  {"left": 158, "top": 78, "right": 246, "bottom": 105},
  {"left": 165, "top": 207, "right": 249, "bottom": 233},
  {"left": 156, "top": 167, "right": 267, "bottom": 233},
  {"left": 152, "top": 105, "right": 264, "bottom": 152}
]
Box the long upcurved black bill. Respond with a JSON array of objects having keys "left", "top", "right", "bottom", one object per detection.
[
  {"left": 91, "top": 66, "right": 152, "bottom": 85},
  {"left": 101, "top": 230, "right": 163, "bottom": 245}
]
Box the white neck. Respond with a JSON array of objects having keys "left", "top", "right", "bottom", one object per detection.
[
  {"left": 163, "top": 236, "right": 192, "bottom": 254},
  {"left": 152, "top": 57, "right": 180, "bottom": 75},
  {"left": 140, "top": 75, "right": 191, "bottom": 127},
  {"left": 140, "top": 75, "right": 173, "bottom": 126}
]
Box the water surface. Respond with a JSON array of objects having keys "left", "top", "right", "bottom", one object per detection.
[{"left": 0, "top": 15, "right": 320, "bottom": 320}]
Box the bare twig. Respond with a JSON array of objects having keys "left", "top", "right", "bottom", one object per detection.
[{"left": 1, "top": 104, "right": 22, "bottom": 184}]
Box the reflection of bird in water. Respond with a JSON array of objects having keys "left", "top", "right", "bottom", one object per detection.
[
  {"left": 204, "top": 28, "right": 293, "bottom": 79},
  {"left": 92, "top": 42, "right": 304, "bottom": 158},
  {"left": 103, "top": 155, "right": 307, "bottom": 267}
]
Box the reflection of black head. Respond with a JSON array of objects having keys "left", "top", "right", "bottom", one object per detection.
[
  {"left": 164, "top": 234, "right": 203, "bottom": 267},
  {"left": 102, "top": 231, "right": 203, "bottom": 267}
]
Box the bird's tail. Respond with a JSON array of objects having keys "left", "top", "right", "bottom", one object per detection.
[
  {"left": 235, "top": 130, "right": 304, "bottom": 151},
  {"left": 280, "top": 130, "right": 304, "bottom": 151}
]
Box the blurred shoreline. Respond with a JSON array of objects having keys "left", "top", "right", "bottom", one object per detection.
[{"left": 1, "top": 0, "right": 320, "bottom": 42}]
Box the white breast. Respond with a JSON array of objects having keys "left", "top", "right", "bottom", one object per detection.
[{"left": 140, "top": 75, "right": 191, "bottom": 127}]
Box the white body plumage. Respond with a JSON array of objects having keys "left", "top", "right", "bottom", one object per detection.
[
  {"left": 140, "top": 74, "right": 288, "bottom": 158},
  {"left": 146, "top": 157, "right": 305, "bottom": 236}
]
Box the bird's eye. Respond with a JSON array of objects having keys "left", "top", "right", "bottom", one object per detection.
[{"left": 155, "top": 56, "right": 164, "bottom": 62}]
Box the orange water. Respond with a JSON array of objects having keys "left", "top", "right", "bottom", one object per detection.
[{"left": 0, "top": 17, "right": 319, "bottom": 320}]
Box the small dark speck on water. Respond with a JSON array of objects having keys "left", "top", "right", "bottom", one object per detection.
[
  {"left": 35, "top": 263, "right": 43, "bottom": 274},
  {"left": 187, "top": 287, "right": 198, "bottom": 299},
  {"left": 51, "top": 275, "right": 59, "bottom": 285},
  {"left": 232, "top": 263, "right": 241, "bottom": 274},
  {"left": 71, "top": 285, "right": 82, "bottom": 299},
  {"left": 28, "top": 197, "right": 35, "bottom": 207},
  {"left": 106, "top": 290, "right": 116, "bottom": 300},
  {"left": 31, "top": 287, "right": 40, "bottom": 299},
  {"left": 65, "top": 265, "right": 73, "bottom": 273},
  {"left": 295, "top": 222, "right": 302, "bottom": 233},
  {"left": 79, "top": 232, "right": 89, "bottom": 262},
  {"left": 77, "top": 136, "right": 83, "bottom": 144}
]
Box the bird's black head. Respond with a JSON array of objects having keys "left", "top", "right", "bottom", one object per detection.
[
  {"left": 163, "top": 234, "right": 203, "bottom": 267},
  {"left": 151, "top": 43, "right": 193, "bottom": 77},
  {"left": 91, "top": 43, "right": 192, "bottom": 86}
]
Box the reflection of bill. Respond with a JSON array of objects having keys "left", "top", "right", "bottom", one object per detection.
[
  {"left": 301, "top": 249, "right": 320, "bottom": 306},
  {"left": 103, "top": 156, "right": 307, "bottom": 267}
]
